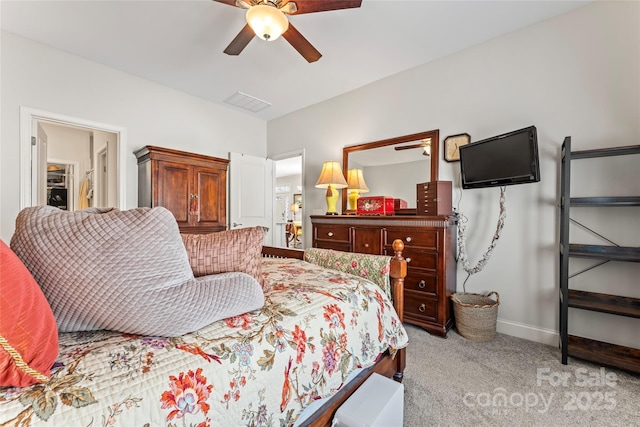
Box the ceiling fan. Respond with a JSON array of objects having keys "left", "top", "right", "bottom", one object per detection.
[
  {"left": 395, "top": 138, "right": 432, "bottom": 156},
  {"left": 213, "top": 0, "right": 362, "bottom": 63}
]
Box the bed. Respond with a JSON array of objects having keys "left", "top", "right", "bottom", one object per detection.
[{"left": 0, "top": 241, "right": 408, "bottom": 427}]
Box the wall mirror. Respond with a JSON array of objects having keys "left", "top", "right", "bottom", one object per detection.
[{"left": 342, "top": 129, "right": 439, "bottom": 211}]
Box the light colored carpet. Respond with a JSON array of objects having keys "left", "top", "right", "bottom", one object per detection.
[{"left": 403, "top": 324, "right": 640, "bottom": 426}]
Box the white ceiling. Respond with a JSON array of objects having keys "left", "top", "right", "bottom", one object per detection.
[{"left": 1, "top": 0, "right": 590, "bottom": 121}]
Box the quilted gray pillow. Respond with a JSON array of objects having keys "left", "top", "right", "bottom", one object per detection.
[{"left": 10, "top": 206, "right": 264, "bottom": 337}]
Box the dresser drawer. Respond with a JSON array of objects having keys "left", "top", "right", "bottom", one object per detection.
[
  {"left": 353, "top": 227, "right": 384, "bottom": 255},
  {"left": 403, "top": 249, "right": 438, "bottom": 271},
  {"left": 386, "top": 229, "right": 438, "bottom": 250},
  {"left": 314, "top": 224, "right": 350, "bottom": 242},
  {"left": 404, "top": 290, "right": 437, "bottom": 322},
  {"left": 404, "top": 271, "right": 437, "bottom": 295}
]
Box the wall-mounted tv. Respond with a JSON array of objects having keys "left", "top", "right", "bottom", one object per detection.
[{"left": 459, "top": 126, "right": 540, "bottom": 189}]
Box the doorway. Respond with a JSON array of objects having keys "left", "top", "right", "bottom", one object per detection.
[
  {"left": 19, "top": 107, "right": 127, "bottom": 210},
  {"left": 272, "top": 150, "right": 304, "bottom": 249}
]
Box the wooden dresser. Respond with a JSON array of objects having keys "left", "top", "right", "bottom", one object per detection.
[
  {"left": 135, "top": 146, "right": 229, "bottom": 234},
  {"left": 311, "top": 215, "right": 457, "bottom": 337}
]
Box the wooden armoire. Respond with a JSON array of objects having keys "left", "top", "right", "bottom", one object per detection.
[{"left": 135, "top": 146, "right": 228, "bottom": 234}]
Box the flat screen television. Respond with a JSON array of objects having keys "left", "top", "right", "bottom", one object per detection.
[{"left": 459, "top": 126, "right": 540, "bottom": 189}]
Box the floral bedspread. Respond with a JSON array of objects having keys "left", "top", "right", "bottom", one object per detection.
[{"left": 0, "top": 258, "right": 408, "bottom": 427}]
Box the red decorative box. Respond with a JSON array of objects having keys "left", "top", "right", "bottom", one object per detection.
[
  {"left": 357, "top": 196, "right": 395, "bottom": 215},
  {"left": 394, "top": 199, "right": 408, "bottom": 209}
]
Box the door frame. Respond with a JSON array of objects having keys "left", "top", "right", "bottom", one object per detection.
[{"left": 19, "top": 106, "right": 127, "bottom": 209}]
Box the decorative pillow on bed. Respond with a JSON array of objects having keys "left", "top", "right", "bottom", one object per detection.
[
  {"left": 304, "top": 248, "right": 392, "bottom": 299},
  {"left": 181, "top": 226, "right": 268, "bottom": 290},
  {"left": 10, "top": 206, "right": 265, "bottom": 337},
  {"left": 0, "top": 240, "right": 58, "bottom": 387}
]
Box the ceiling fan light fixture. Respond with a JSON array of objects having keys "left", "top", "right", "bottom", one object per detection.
[
  {"left": 246, "top": 4, "right": 289, "bottom": 41},
  {"left": 422, "top": 139, "right": 431, "bottom": 156}
]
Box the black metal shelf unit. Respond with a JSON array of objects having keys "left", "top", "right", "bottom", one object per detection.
[{"left": 559, "top": 138, "right": 640, "bottom": 374}]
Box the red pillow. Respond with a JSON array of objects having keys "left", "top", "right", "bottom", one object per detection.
[{"left": 0, "top": 240, "right": 58, "bottom": 387}]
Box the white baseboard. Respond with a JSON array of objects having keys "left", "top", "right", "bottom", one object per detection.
[{"left": 496, "top": 318, "right": 559, "bottom": 347}]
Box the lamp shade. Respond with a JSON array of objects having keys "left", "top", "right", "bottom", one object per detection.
[
  {"left": 346, "top": 169, "right": 369, "bottom": 193},
  {"left": 316, "top": 161, "right": 347, "bottom": 215},
  {"left": 315, "top": 161, "right": 348, "bottom": 189},
  {"left": 246, "top": 5, "right": 289, "bottom": 41}
]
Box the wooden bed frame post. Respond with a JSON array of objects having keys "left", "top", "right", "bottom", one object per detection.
[{"left": 389, "top": 239, "right": 407, "bottom": 381}]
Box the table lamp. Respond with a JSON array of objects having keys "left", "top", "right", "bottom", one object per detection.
[
  {"left": 346, "top": 168, "right": 369, "bottom": 212},
  {"left": 289, "top": 203, "right": 299, "bottom": 221},
  {"left": 315, "top": 161, "right": 348, "bottom": 215}
]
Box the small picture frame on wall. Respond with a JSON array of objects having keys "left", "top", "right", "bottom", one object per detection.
[
  {"left": 293, "top": 193, "right": 302, "bottom": 208},
  {"left": 444, "top": 133, "right": 471, "bottom": 162}
]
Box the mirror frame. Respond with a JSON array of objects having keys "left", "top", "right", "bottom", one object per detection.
[{"left": 341, "top": 129, "right": 439, "bottom": 212}]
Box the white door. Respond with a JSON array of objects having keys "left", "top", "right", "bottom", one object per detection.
[
  {"left": 31, "top": 121, "right": 48, "bottom": 206},
  {"left": 229, "top": 152, "right": 274, "bottom": 245}
]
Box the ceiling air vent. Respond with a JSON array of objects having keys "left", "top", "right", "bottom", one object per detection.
[{"left": 224, "top": 91, "right": 271, "bottom": 113}]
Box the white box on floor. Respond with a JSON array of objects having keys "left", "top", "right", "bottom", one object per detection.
[{"left": 332, "top": 373, "right": 404, "bottom": 427}]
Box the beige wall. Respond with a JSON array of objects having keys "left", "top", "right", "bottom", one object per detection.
[
  {"left": 267, "top": 1, "right": 640, "bottom": 346},
  {"left": 1, "top": 31, "right": 267, "bottom": 240}
]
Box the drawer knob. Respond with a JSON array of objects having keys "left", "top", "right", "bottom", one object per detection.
[
  {"left": 364, "top": 243, "right": 369, "bottom": 248},
  {"left": 418, "top": 280, "right": 426, "bottom": 289},
  {"left": 418, "top": 304, "right": 426, "bottom": 312},
  {"left": 406, "top": 236, "right": 412, "bottom": 242},
  {"left": 406, "top": 257, "right": 412, "bottom": 263},
  {"left": 327, "top": 232, "right": 334, "bottom": 237}
]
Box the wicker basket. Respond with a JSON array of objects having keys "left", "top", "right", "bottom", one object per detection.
[{"left": 451, "top": 292, "right": 499, "bottom": 342}]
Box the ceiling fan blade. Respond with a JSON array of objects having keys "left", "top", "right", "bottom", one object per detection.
[
  {"left": 212, "top": 0, "right": 240, "bottom": 7},
  {"left": 223, "top": 24, "right": 255, "bottom": 56},
  {"left": 282, "top": 23, "right": 321, "bottom": 63},
  {"left": 394, "top": 144, "right": 423, "bottom": 151},
  {"left": 282, "top": 0, "right": 362, "bottom": 15}
]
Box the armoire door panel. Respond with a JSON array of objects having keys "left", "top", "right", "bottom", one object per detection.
[
  {"left": 157, "top": 161, "right": 190, "bottom": 225},
  {"left": 194, "top": 167, "right": 225, "bottom": 228}
]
